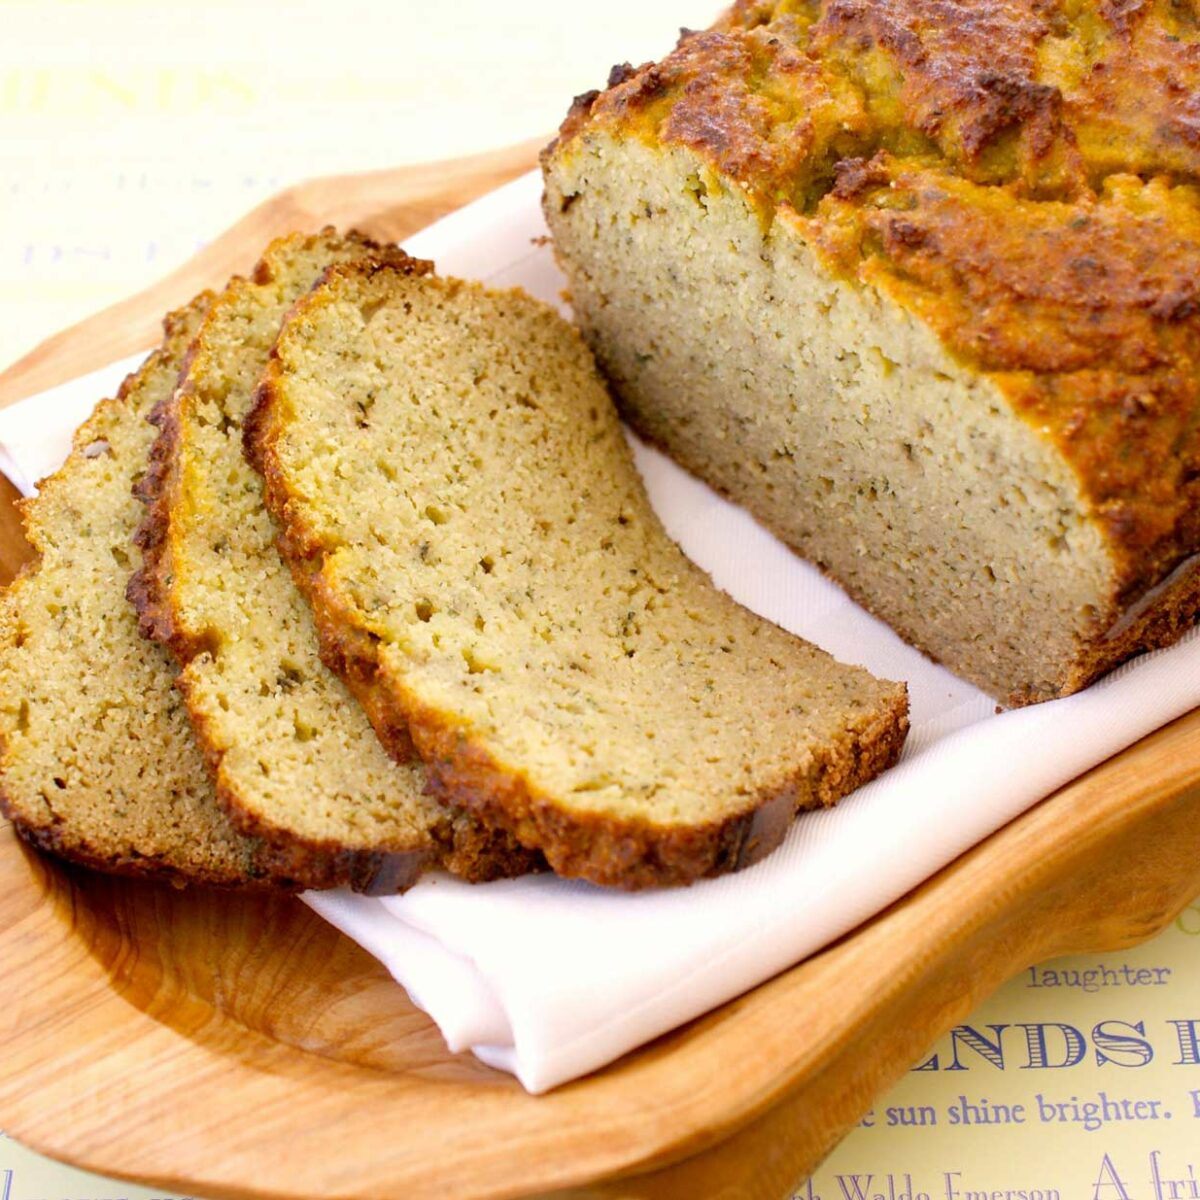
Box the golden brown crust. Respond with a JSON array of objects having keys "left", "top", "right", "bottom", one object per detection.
[
  {"left": 1052, "top": 2, "right": 1200, "bottom": 184},
  {"left": 565, "top": 1, "right": 1200, "bottom": 192},
  {"left": 549, "top": 0, "right": 1200, "bottom": 674},
  {"left": 810, "top": 1, "right": 1079, "bottom": 190},
  {"left": 127, "top": 371, "right": 195, "bottom": 658},
  {"left": 2, "top": 808, "right": 286, "bottom": 892},
  {"left": 711, "top": 0, "right": 1200, "bottom": 190},
  {"left": 403, "top": 684, "right": 908, "bottom": 890},
  {"left": 797, "top": 161, "right": 1200, "bottom": 602}
]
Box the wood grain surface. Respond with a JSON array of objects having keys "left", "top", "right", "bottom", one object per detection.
[{"left": 0, "top": 143, "right": 1197, "bottom": 1200}]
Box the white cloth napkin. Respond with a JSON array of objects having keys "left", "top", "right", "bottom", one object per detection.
[{"left": 4, "top": 170, "right": 1198, "bottom": 1094}]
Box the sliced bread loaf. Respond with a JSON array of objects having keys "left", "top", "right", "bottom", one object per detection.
[
  {"left": 0, "top": 297, "right": 272, "bottom": 887},
  {"left": 129, "top": 230, "right": 538, "bottom": 892},
  {"left": 247, "top": 261, "right": 909, "bottom": 889}
]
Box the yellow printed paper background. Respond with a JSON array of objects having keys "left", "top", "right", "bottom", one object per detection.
[
  {"left": 2, "top": 2, "right": 1196, "bottom": 1197},
  {"left": 812, "top": 911, "right": 1199, "bottom": 1200}
]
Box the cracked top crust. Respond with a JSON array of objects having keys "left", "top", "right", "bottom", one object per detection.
[{"left": 550, "top": 0, "right": 1200, "bottom": 602}]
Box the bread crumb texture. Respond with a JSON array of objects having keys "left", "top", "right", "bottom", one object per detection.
[
  {"left": 129, "top": 230, "right": 538, "bottom": 891},
  {"left": 544, "top": 0, "right": 1200, "bottom": 704},
  {"left": 0, "top": 297, "right": 273, "bottom": 887},
  {"left": 248, "top": 262, "right": 908, "bottom": 888}
]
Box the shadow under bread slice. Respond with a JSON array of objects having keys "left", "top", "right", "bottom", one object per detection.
[
  {"left": 0, "top": 296, "right": 278, "bottom": 887},
  {"left": 128, "top": 229, "right": 539, "bottom": 892},
  {"left": 247, "top": 261, "right": 910, "bottom": 890}
]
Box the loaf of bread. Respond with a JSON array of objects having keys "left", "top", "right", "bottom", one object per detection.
[
  {"left": 247, "top": 259, "right": 908, "bottom": 888},
  {"left": 542, "top": 1, "right": 1200, "bottom": 705},
  {"left": 0, "top": 297, "right": 273, "bottom": 887},
  {"left": 130, "top": 230, "right": 538, "bottom": 892}
]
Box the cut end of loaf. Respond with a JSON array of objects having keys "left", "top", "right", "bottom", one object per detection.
[
  {"left": 542, "top": 131, "right": 1186, "bottom": 705},
  {"left": 542, "top": 3, "right": 1200, "bottom": 704}
]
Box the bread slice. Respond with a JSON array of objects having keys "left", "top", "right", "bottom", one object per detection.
[
  {"left": 541, "top": 8, "right": 1200, "bottom": 706},
  {"left": 129, "top": 230, "right": 538, "bottom": 892},
  {"left": 247, "top": 260, "right": 909, "bottom": 889},
  {"left": 0, "top": 297, "right": 272, "bottom": 887}
]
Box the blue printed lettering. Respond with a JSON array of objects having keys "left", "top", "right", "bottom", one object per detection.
[
  {"left": 1093, "top": 1020, "right": 1154, "bottom": 1068},
  {"left": 1092, "top": 1154, "right": 1132, "bottom": 1200},
  {"left": 947, "top": 1025, "right": 1009, "bottom": 1071},
  {"left": 1019, "top": 1023, "right": 1087, "bottom": 1069},
  {"left": 1168, "top": 1019, "right": 1200, "bottom": 1066}
]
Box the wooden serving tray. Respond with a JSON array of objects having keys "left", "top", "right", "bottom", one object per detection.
[{"left": 1, "top": 143, "right": 1198, "bottom": 1200}]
